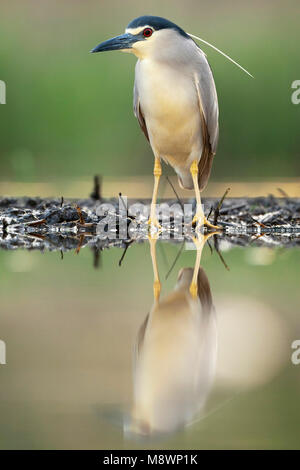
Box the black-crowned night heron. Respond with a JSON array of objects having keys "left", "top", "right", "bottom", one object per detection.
[
  {"left": 126, "top": 233, "right": 217, "bottom": 435},
  {"left": 92, "top": 16, "right": 252, "bottom": 230}
]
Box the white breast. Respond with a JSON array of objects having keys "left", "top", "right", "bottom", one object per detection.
[{"left": 135, "top": 57, "right": 202, "bottom": 169}]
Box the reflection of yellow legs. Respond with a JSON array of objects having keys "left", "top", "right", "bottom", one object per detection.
[
  {"left": 148, "top": 233, "right": 161, "bottom": 303},
  {"left": 189, "top": 231, "right": 218, "bottom": 298},
  {"left": 148, "top": 158, "right": 162, "bottom": 230},
  {"left": 190, "top": 160, "right": 220, "bottom": 230}
]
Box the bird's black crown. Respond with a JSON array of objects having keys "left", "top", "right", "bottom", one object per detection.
[{"left": 127, "top": 15, "right": 189, "bottom": 38}]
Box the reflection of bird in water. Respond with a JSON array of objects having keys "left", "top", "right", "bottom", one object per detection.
[{"left": 126, "top": 233, "right": 218, "bottom": 436}]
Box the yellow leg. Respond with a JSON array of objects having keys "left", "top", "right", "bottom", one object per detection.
[
  {"left": 148, "top": 233, "right": 161, "bottom": 302},
  {"left": 190, "top": 160, "right": 220, "bottom": 230},
  {"left": 148, "top": 158, "right": 162, "bottom": 230},
  {"left": 189, "top": 231, "right": 219, "bottom": 298}
]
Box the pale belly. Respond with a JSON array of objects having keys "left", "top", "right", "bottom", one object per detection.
[{"left": 137, "top": 60, "right": 202, "bottom": 169}]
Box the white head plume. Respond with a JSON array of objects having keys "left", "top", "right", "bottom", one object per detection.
[{"left": 188, "top": 33, "right": 254, "bottom": 78}]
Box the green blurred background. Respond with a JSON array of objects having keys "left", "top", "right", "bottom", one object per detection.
[
  {"left": 1, "top": 1, "right": 300, "bottom": 450},
  {"left": 0, "top": 0, "right": 300, "bottom": 184}
]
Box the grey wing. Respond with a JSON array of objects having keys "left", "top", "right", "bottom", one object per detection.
[
  {"left": 194, "top": 48, "right": 219, "bottom": 190},
  {"left": 133, "top": 79, "right": 149, "bottom": 142}
]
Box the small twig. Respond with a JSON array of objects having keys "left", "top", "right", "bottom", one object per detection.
[
  {"left": 219, "top": 203, "right": 246, "bottom": 214},
  {"left": 27, "top": 233, "right": 45, "bottom": 240},
  {"left": 25, "top": 219, "right": 46, "bottom": 227},
  {"left": 213, "top": 187, "right": 230, "bottom": 225},
  {"left": 119, "top": 193, "right": 135, "bottom": 221},
  {"left": 250, "top": 215, "right": 267, "bottom": 228},
  {"left": 214, "top": 235, "right": 230, "bottom": 271},
  {"left": 60, "top": 250, "right": 64, "bottom": 260},
  {"left": 90, "top": 175, "right": 101, "bottom": 200},
  {"left": 77, "top": 223, "right": 95, "bottom": 229},
  {"left": 165, "top": 241, "right": 185, "bottom": 279},
  {"left": 75, "top": 234, "right": 85, "bottom": 254},
  {"left": 2, "top": 218, "right": 8, "bottom": 237},
  {"left": 118, "top": 240, "right": 134, "bottom": 267},
  {"left": 250, "top": 233, "right": 266, "bottom": 244},
  {"left": 60, "top": 196, "right": 64, "bottom": 208},
  {"left": 277, "top": 187, "right": 289, "bottom": 199},
  {"left": 118, "top": 193, "right": 127, "bottom": 211},
  {"left": 207, "top": 238, "right": 213, "bottom": 255},
  {"left": 207, "top": 205, "right": 214, "bottom": 220},
  {"left": 92, "top": 247, "right": 100, "bottom": 269},
  {"left": 166, "top": 176, "right": 184, "bottom": 211},
  {"left": 76, "top": 206, "right": 85, "bottom": 225}
]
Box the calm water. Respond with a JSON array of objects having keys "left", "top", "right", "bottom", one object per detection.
[{"left": 0, "top": 233, "right": 299, "bottom": 449}]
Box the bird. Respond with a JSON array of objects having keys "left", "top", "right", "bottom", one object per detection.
[
  {"left": 91, "top": 16, "right": 252, "bottom": 230},
  {"left": 125, "top": 232, "right": 217, "bottom": 436},
  {"left": 91, "top": 15, "right": 219, "bottom": 230}
]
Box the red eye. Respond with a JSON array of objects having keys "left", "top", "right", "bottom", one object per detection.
[{"left": 143, "top": 28, "right": 153, "bottom": 38}]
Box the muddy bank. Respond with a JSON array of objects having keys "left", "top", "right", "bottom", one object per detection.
[{"left": 0, "top": 195, "right": 299, "bottom": 252}]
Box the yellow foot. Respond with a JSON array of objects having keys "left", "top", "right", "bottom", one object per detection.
[
  {"left": 189, "top": 282, "right": 198, "bottom": 298},
  {"left": 147, "top": 217, "right": 162, "bottom": 231},
  {"left": 192, "top": 215, "right": 222, "bottom": 231}
]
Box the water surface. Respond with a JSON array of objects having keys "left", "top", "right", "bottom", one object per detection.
[{"left": 0, "top": 233, "right": 299, "bottom": 449}]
